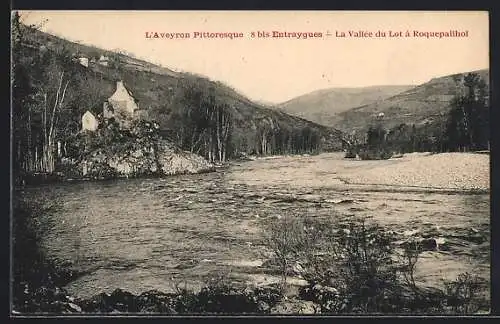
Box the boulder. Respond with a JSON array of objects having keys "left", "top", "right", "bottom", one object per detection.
[
  {"left": 400, "top": 237, "right": 448, "bottom": 252},
  {"left": 136, "top": 290, "right": 176, "bottom": 313},
  {"left": 419, "top": 238, "right": 438, "bottom": 251},
  {"left": 108, "top": 288, "right": 139, "bottom": 312},
  {"left": 156, "top": 140, "right": 215, "bottom": 175},
  {"left": 270, "top": 299, "right": 318, "bottom": 314}
]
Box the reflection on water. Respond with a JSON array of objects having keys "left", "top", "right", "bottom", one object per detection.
[{"left": 20, "top": 160, "right": 490, "bottom": 299}]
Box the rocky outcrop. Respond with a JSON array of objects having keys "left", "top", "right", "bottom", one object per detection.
[
  {"left": 63, "top": 120, "right": 215, "bottom": 180},
  {"left": 75, "top": 143, "right": 214, "bottom": 180},
  {"left": 156, "top": 140, "right": 215, "bottom": 176}
]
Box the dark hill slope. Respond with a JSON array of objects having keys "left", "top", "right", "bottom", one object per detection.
[{"left": 19, "top": 26, "right": 345, "bottom": 156}]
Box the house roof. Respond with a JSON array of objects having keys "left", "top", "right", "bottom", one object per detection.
[{"left": 83, "top": 110, "right": 96, "bottom": 118}]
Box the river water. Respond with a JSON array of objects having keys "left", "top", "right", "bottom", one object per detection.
[{"left": 20, "top": 153, "right": 490, "bottom": 299}]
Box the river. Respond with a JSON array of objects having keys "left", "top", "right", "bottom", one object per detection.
[{"left": 20, "top": 153, "right": 490, "bottom": 300}]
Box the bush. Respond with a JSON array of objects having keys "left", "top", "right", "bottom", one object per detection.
[
  {"left": 77, "top": 280, "right": 282, "bottom": 314},
  {"left": 299, "top": 218, "right": 401, "bottom": 313},
  {"left": 443, "top": 272, "right": 488, "bottom": 314},
  {"left": 344, "top": 147, "right": 357, "bottom": 159},
  {"left": 358, "top": 148, "right": 393, "bottom": 160},
  {"left": 264, "top": 216, "right": 311, "bottom": 292},
  {"left": 264, "top": 216, "right": 489, "bottom": 314}
]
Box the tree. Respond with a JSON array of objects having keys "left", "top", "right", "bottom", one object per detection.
[
  {"left": 358, "top": 123, "right": 392, "bottom": 160},
  {"left": 445, "top": 73, "right": 489, "bottom": 151},
  {"left": 11, "top": 12, "right": 82, "bottom": 175},
  {"left": 366, "top": 123, "right": 386, "bottom": 150},
  {"left": 169, "top": 81, "right": 233, "bottom": 163},
  {"left": 12, "top": 12, "right": 33, "bottom": 181}
]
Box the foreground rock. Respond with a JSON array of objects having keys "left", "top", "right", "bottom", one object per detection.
[{"left": 14, "top": 286, "right": 283, "bottom": 315}]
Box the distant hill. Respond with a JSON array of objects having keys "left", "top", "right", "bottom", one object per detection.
[
  {"left": 275, "top": 85, "right": 415, "bottom": 126},
  {"left": 331, "top": 69, "right": 489, "bottom": 133},
  {"left": 17, "top": 25, "right": 345, "bottom": 158}
]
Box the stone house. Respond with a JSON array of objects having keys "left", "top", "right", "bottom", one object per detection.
[
  {"left": 103, "top": 81, "right": 144, "bottom": 128},
  {"left": 82, "top": 111, "right": 99, "bottom": 131},
  {"left": 98, "top": 55, "right": 110, "bottom": 66},
  {"left": 78, "top": 57, "right": 89, "bottom": 68},
  {"left": 81, "top": 80, "right": 147, "bottom": 132}
]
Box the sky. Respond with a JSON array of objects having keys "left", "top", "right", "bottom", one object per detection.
[{"left": 18, "top": 11, "right": 489, "bottom": 104}]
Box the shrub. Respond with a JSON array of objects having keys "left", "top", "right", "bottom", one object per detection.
[
  {"left": 265, "top": 216, "right": 488, "bottom": 314},
  {"left": 155, "top": 275, "right": 282, "bottom": 314},
  {"left": 344, "top": 147, "right": 357, "bottom": 159},
  {"left": 336, "top": 220, "right": 398, "bottom": 312},
  {"left": 358, "top": 148, "right": 393, "bottom": 160},
  {"left": 443, "top": 272, "right": 488, "bottom": 314},
  {"left": 264, "top": 216, "right": 311, "bottom": 292},
  {"left": 265, "top": 216, "right": 401, "bottom": 313}
]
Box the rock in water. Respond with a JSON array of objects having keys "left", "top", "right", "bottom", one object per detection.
[
  {"left": 271, "top": 299, "right": 318, "bottom": 314},
  {"left": 419, "top": 238, "right": 438, "bottom": 251},
  {"left": 156, "top": 140, "right": 215, "bottom": 175},
  {"left": 67, "top": 302, "right": 82, "bottom": 312}
]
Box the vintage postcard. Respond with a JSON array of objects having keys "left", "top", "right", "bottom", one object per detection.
[{"left": 11, "top": 10, "right": 490, "bottom": 315}]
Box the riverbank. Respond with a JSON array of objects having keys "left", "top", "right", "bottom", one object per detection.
[
  {"left": 229, "top": 152, "right": 489, "bottom": 192},
  {"left": 342, "top": 152, "right": 490, "bottom": 191}
]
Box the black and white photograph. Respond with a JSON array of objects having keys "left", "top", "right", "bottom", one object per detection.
[{"left": 11, "top": 10, "right": 490, "bottom": 315}]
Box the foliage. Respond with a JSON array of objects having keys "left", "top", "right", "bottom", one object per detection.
[
  {"left": 444, "top": 73, "right": 489, "bottom": 152},
  {"left": 343, "top": 72, "right": 489, "bottom": 157},
  {"left": 351, "top": 123, "right": 393, "bottom": 160},
  {"left": 298, "top": 218, "right": 400, "bottom": 313},
  {"left": 264, "top": 216, "right": 312, "bottom": 291},
  {"left": 443, "top": 272, "right": 488, "bottom": 314},
  {"left": 169, "top": 82, "right": 325, "bottom": 162},
  {"left": 344, "top": 148, "right": 357, "bottom": 158},
  {"left": 358, "top": 148, "right": 393, "bottom": 160},
  {"left": 265, "top": 216, "right": 489, "bottom": 314},
  {"left": 380, "top": 72, "right": 488, "bottom": 155},
  {"left": 12, "top": 15, "right": 113, "bottom": 178},
  {"left": 385, "top": 123, "right": 441, "bottom": 154}
]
